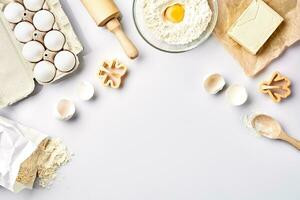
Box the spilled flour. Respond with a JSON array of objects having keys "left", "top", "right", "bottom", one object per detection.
[{"left": 16, "top": 138, "right": 72, "bottom": 188}]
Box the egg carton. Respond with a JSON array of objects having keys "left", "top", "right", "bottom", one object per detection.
[
  {"left": 0, "top": 0, "right": 82, "bottom": 108},
  {"left": 1, "top": 0, "right": 83, "bottom": 84}
]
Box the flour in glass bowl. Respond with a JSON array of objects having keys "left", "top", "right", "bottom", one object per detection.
[{"left": 142, "top": 0, "right": 213, "bottom": 45}]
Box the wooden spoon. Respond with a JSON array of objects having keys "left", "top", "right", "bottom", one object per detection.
[{"left": 251, "top": 114, "right": 300, "bottom": 150}]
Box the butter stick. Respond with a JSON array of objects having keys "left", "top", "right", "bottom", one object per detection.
[{"left": 228, "top": 0, "right": 283, "bottom": 55}]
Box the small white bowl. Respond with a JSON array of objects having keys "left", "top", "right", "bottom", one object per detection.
[{"left": 54, "top": 99, "right": 76, "bottom": 121}]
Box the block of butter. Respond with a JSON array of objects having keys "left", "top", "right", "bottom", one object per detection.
[{"left": 228, "top": 0, "right": 283, "bottom": 55}]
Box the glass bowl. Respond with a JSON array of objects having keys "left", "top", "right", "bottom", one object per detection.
[{"left": 132, "top": 0, "right": 218, "bottom": 53}]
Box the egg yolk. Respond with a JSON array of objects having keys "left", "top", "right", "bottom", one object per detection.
[{"left": 164, "top": 4, "right": 185, "bottom": 23}]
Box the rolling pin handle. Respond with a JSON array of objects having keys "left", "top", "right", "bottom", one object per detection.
[{"left": 106, "top": 18, "right": 139, "bottom": 59}]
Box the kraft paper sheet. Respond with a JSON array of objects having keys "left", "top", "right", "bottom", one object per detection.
[{"left": 213, "top": 0, "right": 300, "bottom": 76}]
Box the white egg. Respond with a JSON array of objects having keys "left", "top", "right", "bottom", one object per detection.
[
  {"left": 22, "top": 41, "right": 45, "bottom": 62},
  {"left": 44, "top": 30, "right": 65, "bottom": 51},
  {"left": 54, "top": 50, "right": 76, "bottom": 72},
  {"left": 33, "top": 10, "right": 55, "bottom": 32},
  {"left": 33, "top": 60, "right": 56, "bottom": 83},
  {"left": 23, "top": 0, "right": 45, "bottom": 11},
  {"left": 3, "top": 2, "right": 25, "bottom": 23},
  {"left": 14, "top": 21, "right": 35, "bottom": 43}
]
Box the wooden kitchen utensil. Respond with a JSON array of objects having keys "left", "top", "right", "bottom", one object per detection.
[
  {"left": 251, "top": 114, "right": 300, "bottom": 150},
  {"left": 81, "top": 0, "right": 138, "bottom": 59},
  {"left": 259, "top": 72, "right": 291, "bottom": 103}
]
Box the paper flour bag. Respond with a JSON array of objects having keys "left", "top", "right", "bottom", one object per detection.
[{"left": 0, "top": 116, "right": 47, "bottom": 192}]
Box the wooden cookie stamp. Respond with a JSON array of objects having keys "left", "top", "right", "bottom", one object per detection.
[
  {"left": 98, "top": 59, "right": 127, "bottom": 89},
  {"left": 260, "top": 72, "right": 291, "bottom": 103}
]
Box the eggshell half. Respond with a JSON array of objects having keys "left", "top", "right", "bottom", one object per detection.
[
  {"left": 14, "top": 21, "right": 35, "bottom": 43},
  {"left": 22, "top": 41, "right": 45, "bottom": 62},
  {"left": 33, "top": 10, "right": 55, "bottom": 32},
  {"left": 23, "top": 0, "right": 45, "bottom": 11},
  {"left": 203, "top": 73, "right": 226, "bottom": 95},
  {"left": 33, "top": 60, "right": 56, "bottom": 83},
  {"left": 54, "top": 99, "right": 76, "bottom": 121},
  {"left": 3, "top": 2, "right": 25, "bottom": 23},
  {"left": 44, "top": 30, "right": 65, "bottom": 51},
  {"left": 54, "top": 50, "right": 76, "bottom": 72},
  {"left": 226, "top": 85, "right": 248, "bottom": 106},
  {"left": 78, "top": 81, "right": 94, "bottom": 101}
]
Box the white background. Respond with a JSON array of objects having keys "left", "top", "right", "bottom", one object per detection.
[{"left": 1, "top": 0, "right": 300, "bottom": 199}]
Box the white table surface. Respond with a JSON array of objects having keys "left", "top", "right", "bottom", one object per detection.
[{"left": 1, "top": 0, "right": 300, "bottom": 199}]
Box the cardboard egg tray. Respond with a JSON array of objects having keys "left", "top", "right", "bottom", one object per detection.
[{"left": 0, "top": 0, "right": 83, "bottom": 108}]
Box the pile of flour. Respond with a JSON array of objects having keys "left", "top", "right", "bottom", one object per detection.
[
  {"left": 16, "top": 138, "right": 72, "bottom": 188},
  {"left": 143, "top": 0, "right": 212, "bottom": 45}
]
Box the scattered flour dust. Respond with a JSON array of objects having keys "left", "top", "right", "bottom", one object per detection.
[
  {"left": 37, "top": 138, "right": 72, "bottom": 187},
  {"left": 142, "top": 0, "right": 212, "bottom": 45},
  {"left": 17, "top": 138, "right": 72, "bottom": 188}
]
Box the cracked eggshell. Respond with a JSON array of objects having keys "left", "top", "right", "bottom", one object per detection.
[
  {"left": 22, "top": 41, "right": 45, "bottom": 62},
  {"left": 54, "top": 99, "right": 76, "bottom": 121},
  {"left": 33, "top": 10, "right": 55, "bottom": 32},
  {"left": 78, "top": 81, "right": 94, "bottom": 101},
  {"left": 3, "top": 2, "right": 25, "bottom": 23},
  {"left": 14, "top": 21, "right": 35, "bottom": 43},
  {"left": 226, "top": 85, "right": 248, "bottom": 106},
  {"left": 54, "top": 50, "right": 76, "bottom": 72},
  {"left": 23, "top": 0, "right": 45, "bottom": 11},
  {"left": 44, "top": 30, "right": 65, "bottom": 51},
  {"left": 203, "top": 73, "right": 225, "bottom": 94},
  {"left": 33, "top": 60, "right": 56, "bottom": 83}
]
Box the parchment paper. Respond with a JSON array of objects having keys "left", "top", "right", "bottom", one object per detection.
[{"left": 213, "top": 0, "right": 300, "bottom": 76}]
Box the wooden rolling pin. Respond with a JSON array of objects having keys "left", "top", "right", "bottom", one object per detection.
[{"left": 81, "top": 0, "right": 139, "bottom": 59}]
